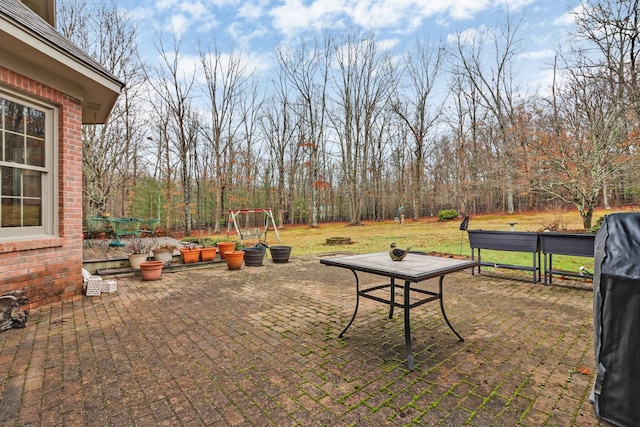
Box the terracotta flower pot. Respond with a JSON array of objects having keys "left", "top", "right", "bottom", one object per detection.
[
  {"left": 217, "top": 242, "right": 236, "bottom": 259},
  {"left": 180, "top": 248, "right": 201, "bottom": 263},
  {"left": 139, "top": 261, "right": 164, "bottom": 281},
  {"left": 128, "top": 253, "right": 148, "bottom": 270},
  {"left": 200, "top": 247, "right": 217, "bottom": 261},
  {"left": 224, "top": 250, "right": 244, "bottom": 270}
]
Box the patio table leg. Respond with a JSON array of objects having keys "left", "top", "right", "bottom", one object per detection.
[
  {"left": 339, "top": 269, "right": 360, "bottom": 338},
  {"left": 389, "top": 277, "right": 395, "bottom": 319},
  {"left": 439, "top": 275, "right": 463, "bottom": 342},
  {"left": 403, "top": 279, "right": 415, "bottom": 371}
]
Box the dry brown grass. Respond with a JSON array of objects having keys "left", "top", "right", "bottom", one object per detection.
[
  {"left": 263, "top": 208, "right": 618, "bottom": 255},
  {"left": 220, "top": 207, "right": 634, "bottom": 274}
]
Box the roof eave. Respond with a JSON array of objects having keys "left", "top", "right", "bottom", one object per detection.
[
  {"left": 21, "top": 0, "right": 55, "bottom": 27},
  {"left": 0, "top": 14, "right": 123, "bottom": 124}
]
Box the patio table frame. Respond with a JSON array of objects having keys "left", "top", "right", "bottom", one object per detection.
[{"left": 320, "top": 252, "right": 478, "bottom": 371}]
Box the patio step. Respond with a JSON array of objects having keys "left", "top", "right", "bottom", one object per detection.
[{"left": 94, "top": 259, "right": 227, "bottom": 278}]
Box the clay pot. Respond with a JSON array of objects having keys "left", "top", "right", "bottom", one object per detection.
[
  {"left": 269, "top": 246, "right": 292, "bottom": 263},
  {"left": 200, "top": 247, "right": 217, "bottom": 261},
  {"left": 139, "top": 261, "right": 164, "bottom": 281},
  {"left": 128, "top": 253, "right": 148, "bottom": 270},
  {"left": 180, "top": 248, "right": 201, "bottom": 263},
  {"left": 243, "top": 247, "right": 266, "bottom": 266},
  {"left": 224, "top": 250, "right": 245, "bottom": 270},
  {"left": 153, "top": 248, "right": 174, "bottom": 265},
  {"left": 217, "top": 242, "right": 236, "bottom": 259}
]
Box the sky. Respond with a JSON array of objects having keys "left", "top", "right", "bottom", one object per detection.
[{"left": 119, "top": 0, "right": 580, "bottom": 93}]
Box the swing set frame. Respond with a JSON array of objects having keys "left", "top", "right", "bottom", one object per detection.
[{"left": 227, "top": 208, "right": 281, "bottom": 244}]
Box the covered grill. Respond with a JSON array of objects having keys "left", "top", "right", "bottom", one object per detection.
[{"left": 592, "top": 213, "right": 640, "bottom": 426}]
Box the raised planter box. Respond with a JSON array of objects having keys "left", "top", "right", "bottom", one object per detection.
[
  {"left": 539, "top": 232, "right": 595, "bottom": 285},
  {"left": 467, "top": 230, "right": 541, "bottom": 283}
]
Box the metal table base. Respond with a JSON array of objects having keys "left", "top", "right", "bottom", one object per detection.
[
  {"left": 339, "top": 272, "right": 463, "bottom": 371},
  {"left": 321, "top": 252, "right": 477, "bottom": 371}
]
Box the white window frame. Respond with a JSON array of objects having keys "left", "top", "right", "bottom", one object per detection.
[{"left": 0, "top": 87, "right": 58, "bottom": 239}]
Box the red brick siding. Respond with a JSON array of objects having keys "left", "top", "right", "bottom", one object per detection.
[{"left": 0, "top": 66, "right": 83, "bottom": 309}]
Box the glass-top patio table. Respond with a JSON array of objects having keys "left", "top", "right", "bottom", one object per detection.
[{"left": 321, "top": 252, "right": 478, "bottom": 371}]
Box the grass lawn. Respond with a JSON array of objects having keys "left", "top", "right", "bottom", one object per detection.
[{"left": 229, "top": 207, "right": 637, "bottom": 278}]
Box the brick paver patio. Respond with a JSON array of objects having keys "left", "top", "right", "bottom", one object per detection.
[{"left": 0, "top": 254, "right": 602, "bottom": 426}]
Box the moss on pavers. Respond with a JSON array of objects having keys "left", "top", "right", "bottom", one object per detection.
[{"left": 0, "top": 255, "right": 602, "bottom": 426}]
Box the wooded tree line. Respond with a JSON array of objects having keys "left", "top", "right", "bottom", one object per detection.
[{"left": 59, "top": 0, "right": 640, "bottom": 232}]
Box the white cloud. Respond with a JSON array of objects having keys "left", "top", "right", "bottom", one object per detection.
[
  {"left": 179, "top": 1, "right": 209, "bottom": 17},
  {"left": 208, "top": 0, "right": 240, "bottom": 6},
  {"left": 168, "top": 14, "right": 190, "bottom": 36},
  {"left": 495, "top": 0, "right": 536, "bottom": 13},
  {"left": 269, "top": 0, "right": 348, "bottom": 36},
  {"left": 268, "top": 0, "right": 542, "bottom": 39},
  {"left": 449, "top": 0, "right": 491, "bottom": 20},
  {"left": 553, "top": 12, "right": 575, "bottom": 26},
  {"left": 446, "top": 26, "right": 485, "bottom": 45},
  {"left": 242, "top": 51, "right": 274, "bottom": 75},
  {"left": 377, "top": 38, "right": 400, "bottom": 52},
  {"left": 152, "top": 0, "right": 220, "bottom": 39},
  {"left": 133, "top": 0, "right": 574, "bottom": 95},
  {"left": 350, "top": 0, "right": 413, "bottom": 29},
  {"left": 554, "top": 4, "right": 582, "bottom": 26},
  {"left": 155, "top": 0, "right": 179, "bottom": 9},
  {"left": 236, "top": 0, "right": 267, "bottom": 20},
  {"left": 227, "top": 21, "right": 271, "bottom": 50}
]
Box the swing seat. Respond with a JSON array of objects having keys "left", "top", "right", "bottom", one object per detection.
[{"left": 239, "top": 228, "right": 264, "bottom": 241}]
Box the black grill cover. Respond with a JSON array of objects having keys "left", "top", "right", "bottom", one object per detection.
[{"left": 592, "top": 213, "right": 640, "bottom": 426}]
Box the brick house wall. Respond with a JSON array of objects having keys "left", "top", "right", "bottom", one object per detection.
[{"left": 0, "top": 66, "right": 83, "bottom": 309}]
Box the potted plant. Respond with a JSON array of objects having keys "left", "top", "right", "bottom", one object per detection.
[
  {"left": 152, "top": 244, "right": 175, "bottom": 265},
  {"left": 139, "top": 260, "right": 164, "bottom": 281},
  {"left": 217, "top": 241, "right": 236, "bottom": 260},
  {"left": 224, "top": 250, "right": 244, "bottom": 270},
  {"left": 179, "top": 242, "right": 201, "bottom": 264},
  {"left": 199, "top": 237, "right": 218, "bottom": 261},
  {"left": 126, "top": 237, "right": 151, "bottom": 269}
]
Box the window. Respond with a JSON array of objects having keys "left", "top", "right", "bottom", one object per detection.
[{"left": 0, "top": 90, "right": 56, "bottom": 238}]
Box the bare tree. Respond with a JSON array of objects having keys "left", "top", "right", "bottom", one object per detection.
[
  {"left": 276, "top": 36, "right": 331, "bottom": 227},
  {"left": 451, "top": 14, "right": 525, "bottom": 214},
  {"left": 330, "top": 32, "right": 395, "bottom": 225},
  {"left": 146, "top": 108, "right": 174, "bottom": 229},
  {"left": 198, "top": 42, "right": 248, "bottom": 232},
  {"left": 391, "top": 39, "right": 445, "bottom": 220},
  {"left": 260, "top": 69, "right": 302, "bottom": 226},
  {"left": 572, "top": 0, "right": 640, "bottom": 208},
  {"left": 149, "top": 35, "right": 197, "bottom": 235},
  {"left": 58, "top": 0, "right": 145, "bottom": 216},
  {"left": 445, "top": 71, "right": 491, "bottom": 214},
  {"left": 531, "top": 58, "right": 636, "bottom": 228},
  {"left": 521, "top": 0, "right": 640, "bottom": 229},
  {"left": 236, "top": 76, "right": 264, "bottom": 210}
]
